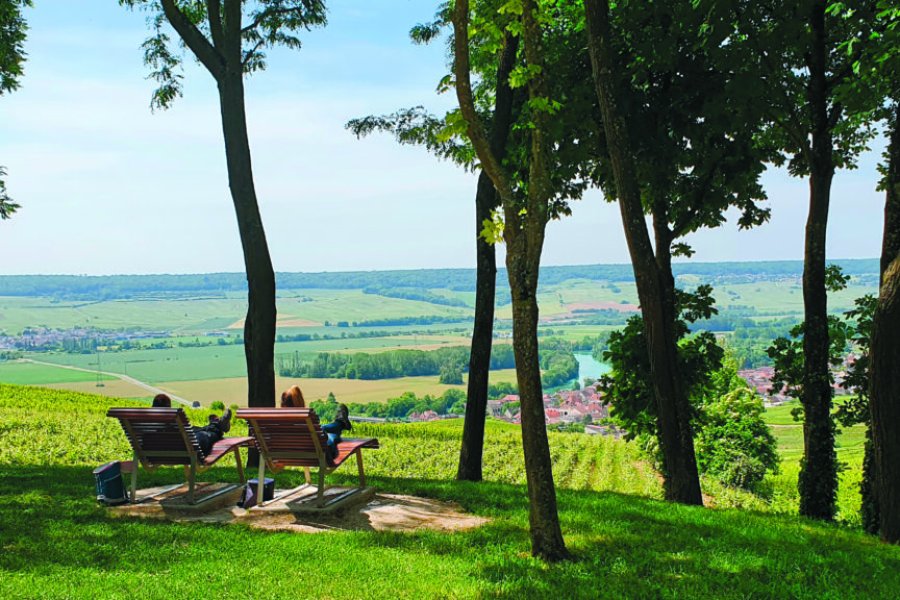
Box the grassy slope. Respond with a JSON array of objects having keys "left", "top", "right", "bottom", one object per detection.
[
  {"left": 761, "top": 399, "right": 867, "bottom": 524},
  {"left": 1, "top": 385, "right": 898, "bottom": 599}
]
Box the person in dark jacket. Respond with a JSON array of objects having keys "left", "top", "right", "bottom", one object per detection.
[{"left": 151, "top": 393, "right": 231, "bottom": 456}]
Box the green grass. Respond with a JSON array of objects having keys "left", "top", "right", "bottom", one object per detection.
[
  {"left": 2, "top": 384, "right": 899, "bottom": 598},
  {"left": 0, "top": 361, "right": 114, "bottom": 385},
  {"left": 761, "top": 399, "right": 867, "bottom": 523}
]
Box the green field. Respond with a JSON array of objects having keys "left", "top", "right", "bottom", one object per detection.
[
  {"left": 761, "top": 399, "right": 867, "bottom": 523},
  {"left": 0, "top": 290, "right": 472, "bottom": 335},
  {"left": 0, "top": 272, "right": 881, "bottom": 410},
  {"left": 21, "top": 333, "right": 470, "bottom": 384},
  {"left": 1, "top": 384, "right": 898, "bottom": 599},
  {"left": 0, "top": 361, "right": 114, "bottom": 385}
]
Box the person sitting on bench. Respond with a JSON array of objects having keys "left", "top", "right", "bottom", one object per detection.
[
  {"left": 151, "top": 393, "right": 232, "bottom": 456},
  {"left": 280, "top": 385, "right": 352, "bottom": 460}
]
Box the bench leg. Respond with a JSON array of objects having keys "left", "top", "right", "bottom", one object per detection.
[
  {"left": 233, "top": 447, "right": 245, "bottom": 483},
  {"left": 130, "top": 451, "right": 139, "bottom": 503},
  {"left": 304, "top": 467, "right": 311, "bottom": 485},
  {"left": 356, "top": 451, "right": 366, "bottom": 488},
  {"left": 316, "top": 468, "right": 326, "bottom": 507},
  {"left": 186, "top": 459, "right": 197, "bottom": 504},
  {"left": 257, "top": 460, "right": 266, "bottom": 507}
]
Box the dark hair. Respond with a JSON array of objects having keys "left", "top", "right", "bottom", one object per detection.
[
  {"left": 280, "top": 385, "right": 306, "bottom": 408},
  {"left": 152, "top": 394, "right": 172, "bottom": 408}
]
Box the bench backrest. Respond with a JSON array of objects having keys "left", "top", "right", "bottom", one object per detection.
[
  {"left": 237, "top": 408, "right": 331, "bottom": 469},
  {"left": 107, "top": 408, "right": 203, "bottom": 466}
]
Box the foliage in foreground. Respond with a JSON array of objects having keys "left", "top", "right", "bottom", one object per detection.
[
  {"left": 601, "top": 288, "right": 779, "bottom": 489},
  {"left": 1, "top": 385, "right": 898, "bottom": 599}
]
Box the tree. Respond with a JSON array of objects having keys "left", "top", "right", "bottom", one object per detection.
[
  {"left": 452, "top": 0, "right": 574, "bottom": 561},
  {"left": 121, "top": 0, "right": 327, "bottom": 408},
  {"left": 439, "top": 363, "right": 464, "bottom": 385},
  {"left": 834, "top": 294, "right": 878, "bottom": 533},
  {"left": 694, "top": 365, "right": 779, "bottom": 490},
  {"left": 731, "top": 0, "right": 883, "bottom": 521},
  {"left": 870, "top": 98, "right": 900, "bottom": 543},
  {"left": 584, "top": 0, "right": 771, "bottom": 504},
  {"left": 346, "top": 6, "right": 520, "bottom": 482},
  {"left": 847, "top": 0, "right": 900, "bottom": 544},
  {"left": 602, "top": 290, "right": 778, "bottom": 490},
  {"left": 0, "top": 0, "right": 31, "bottom": 220}
]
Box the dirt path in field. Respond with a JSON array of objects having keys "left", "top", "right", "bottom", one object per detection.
[{"left": 22, "top": 359, "right": 193, "bottom": 406}]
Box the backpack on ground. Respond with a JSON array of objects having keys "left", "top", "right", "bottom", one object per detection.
[{"left": 93, "top": 461, "right": 129, "bottom": 505}]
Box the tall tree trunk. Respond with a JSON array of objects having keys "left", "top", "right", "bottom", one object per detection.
[
  {"left": 798, "top": 1, "right": 838, "bottom": 520},
  {"left": 218, "top": 71, "right": 277, "bottom": 409},
  {"left": 457, "top": 33, "right": 519, "bottom": 482},
  {"left": 505, "top": 231, "right": 569, "bottom": 561},
  {"left": 451, "top": 0, "right": 568, "bottom": 560},
  {"left": 870, "top": 102, "right": 900, "bottom": 543},
  {"left": 457, "top": 174, "right": 498, "bottom": 481},
  {"left": 584, "top": 0, "right": 702, "bottom": 505}
]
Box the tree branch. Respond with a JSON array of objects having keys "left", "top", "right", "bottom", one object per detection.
[
  {"left": 223, "top": 0, "right": 242, "bottom": 66},
  {"left": 521, "top": 0, "right": 552, "bottom": 244},
  {"left": 206, "top": 0, "right": 225, "bottom": 50},
  {"left": 242, "top": 39, "right": 265, "bottom": 68},
  {"left": 451, "top": 0, "right": 515, "bottom": 205},
  {"left": 160, "top": 0, "right": 225, "bottom": 79},
  {"left": 242, "top": 6, "right": 296, "bottom": 35}
]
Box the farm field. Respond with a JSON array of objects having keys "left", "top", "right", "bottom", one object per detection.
[
  {"left": 0, "top": 267, "right": 881, "bottom": 405},
  {"left": 22, "top": 333, "right": 472, "bottom": 384},
  {"left": 33, "top": 368, "right": 521, "bottom": 405},
  {"left": 0, "top": 361, "right": 114, "bottom": 385},
  {"left": 149, "top": 368, "right": 520, "bottom": 407},
  {"left": 2, "top": 384, "right": 898, "bottom": 599},
  {"left": 1, "top": 278, "right": 873, "bottom": 336},
  {"left": 0, "top": 289, "right": 473, "bottom": 334}
]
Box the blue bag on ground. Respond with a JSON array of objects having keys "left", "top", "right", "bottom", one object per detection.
[{"left": 93, "top": 461, "right": 128, "bottom": 505}]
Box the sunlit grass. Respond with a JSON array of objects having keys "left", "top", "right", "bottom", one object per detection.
[{"left": 1, "top": 384, "right": 898, "bottom": 599}]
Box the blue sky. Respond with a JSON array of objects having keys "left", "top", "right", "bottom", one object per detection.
[{"left": 0, "top": 0, "right": 888, "bottom": 275}]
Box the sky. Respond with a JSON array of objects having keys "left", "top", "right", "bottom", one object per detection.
[{"left": 0, "top": 0, "right": 889, "bottom": 276}]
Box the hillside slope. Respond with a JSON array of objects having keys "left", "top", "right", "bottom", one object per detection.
[{"left": 1, "top": 385, "right": 898, "bottom": 599}]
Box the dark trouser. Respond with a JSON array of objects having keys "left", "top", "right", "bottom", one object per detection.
[
  {"left": 192, "top": 423, "right": 225, "bottom": 456},
  {"left": 322, "top": 421, "right": 346, "bottom": 460}
]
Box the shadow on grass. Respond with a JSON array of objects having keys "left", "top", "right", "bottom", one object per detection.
[{"left": 1, "top": 465, "right": 899, "bottom": 599}]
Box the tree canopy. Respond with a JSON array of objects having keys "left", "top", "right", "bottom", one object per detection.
[{"left": 0, "top": 0, "right": 31, "bottom": 220}]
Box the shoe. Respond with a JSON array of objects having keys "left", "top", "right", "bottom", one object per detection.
[
  {"left": 208, "top": 414, "right": 220, "bottom": 424},
  {"left": 338, "top": 404, "right": 352, "bottom": 431},
  {"left": 219, "top": 408, "right": 232, "bottom": 433}
]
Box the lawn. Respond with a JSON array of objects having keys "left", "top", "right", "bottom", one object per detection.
[{"left": 1, "top": 384, "right": 898, "bottom": 599}]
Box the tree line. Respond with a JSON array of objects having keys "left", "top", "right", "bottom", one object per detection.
[
  {"left": 276, "top": 341, "right": 580, "bottom": 389},
  {"left": 0, "top": 259, "right": 878, "bottom": 300}
]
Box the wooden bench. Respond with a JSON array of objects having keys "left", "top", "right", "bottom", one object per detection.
[
  {"left": 237, "top": 408, "right": 379, "bottom": 508},
  {"left": 107, "top": 407, "right": 251, "bottom": 505}
]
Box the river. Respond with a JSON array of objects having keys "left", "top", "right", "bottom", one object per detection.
[{"left": 574, "top": 352, "right": 610, "bottom": 383}]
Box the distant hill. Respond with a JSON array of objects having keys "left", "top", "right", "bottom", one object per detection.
[{"left": 0, "top": 258, "right": 879, "bottom": 300}]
